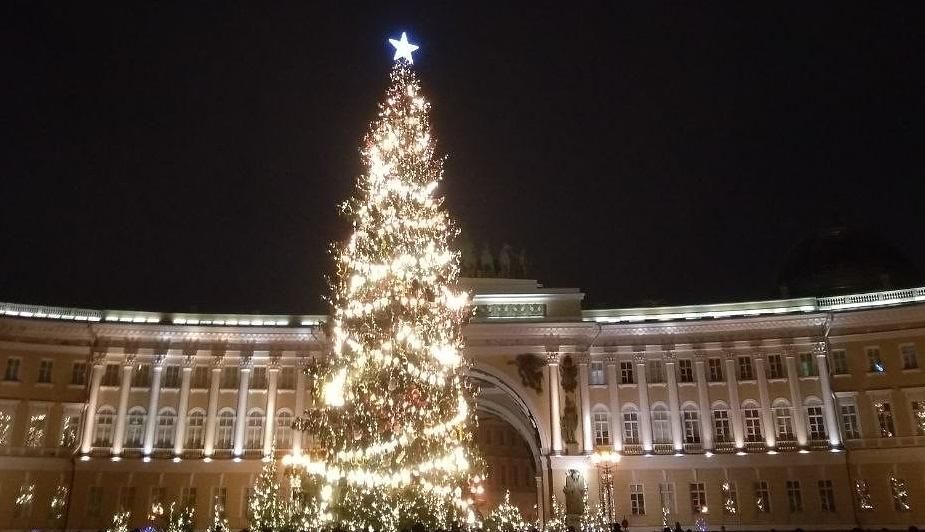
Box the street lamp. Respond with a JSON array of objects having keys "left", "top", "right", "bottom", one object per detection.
[{"left": 591, "top": 450, "right": 621, "bottom": 525}]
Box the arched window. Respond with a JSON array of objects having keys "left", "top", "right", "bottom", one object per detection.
[
  {"left": 156, "top": 408, "right": 177, "bottom": 448},
  {"left": 185, "top": 410, "right": 205, "bottom": 448},
  {"left": 711, "top": 402, "right": 732, "bottom": 443},
  {"left": 804, "top": 397, "right": 827, "bottom": 441},
  {"left": 742, "top": 401, "right": 763, "bottom": 442},
  {"left": 275, "top": 410, "right": 293, "bottom": 449},
  {"left": 682, "top": 406, "right": 701, "bottom": 444},
  {"left": 94, "top": 406, "right": 115, "bottom": 446},
  {"left": 622, "top": 406, "right": 640, "bottom": 444},
  {"left": 125, "top": 407, "right": 146, "bottom": 448},
  {"left": 246, "top": 410, "right": 264, "bottom": 449},
  {"left": 651, "top": 405, "right": 671, "bottom": 444},
  {"left": 216, "top": 410, "right": 235, "bottom": 449},
  {"left": 592, "top": 407, "right": 610, "bottom": 446},
  {"left": 772, "top": 399, "right": 794, "bottom": 441}
]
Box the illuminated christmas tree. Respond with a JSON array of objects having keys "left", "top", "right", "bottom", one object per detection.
[
  {"left": 483, "top": 491, "right": 528, "bottom": 532},
  {"left": 247, "top": 459, "right": 287, "bottom": 531},
  {"left": 106, "top": 511, "right": 130, "bottom": 532},
  {"left": 286, "top": 32, "right": 478, "bottom": 531},
  {"left": 208, "top": 502, "right": 231, "bottom": 532},
  {"left": 165, "top": 502, "right": 195, "bottom": 532}
]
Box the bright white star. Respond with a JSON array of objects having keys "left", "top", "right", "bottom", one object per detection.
[{"left": 389, "top": 32, "right": 419, "bottom": 64}]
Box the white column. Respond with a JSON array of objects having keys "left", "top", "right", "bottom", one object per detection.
[
  {"left": 635, "top": 353, "right": 653, "bottom": 452},
  {"left": 578, "top": 356, "right": 593, "bottom": 454},
  {"left": 547, "top": 353, "right": 563, "bottom": 454},
  {"left": 142, "top": 356, "right": 165, "bottom": 455},
  {"left": 536, "top": 476, "right": 546, "bottom": 525},
  {"left": 725, "top": 355, "right": 745, "bottom": 449},
  {"left": 262, "top": 364, "right": 280, "bottom": 457},
  {"left": 694, "top": 355, "right": 713, "bottom": 451},
  {"left": 203, "top": 363, "right": 222, "bottom": 457},
  {"left": 80, "top": 355, "right": 106, "bottom": 455},
  {"left": 111, "top": 357, "right": 135, "bottom": 456},
  {"left": 292, "top": 358, "right": 307, "bottom": 455},
  {"left": 665, "top": 354, "right": 683, "bottom": 451},
  {"left": 173, "top": 361, "right": 193, "bottom": 457},
  {"left": 754, "top": 355, "right": 776, "bottom": 448},
  {"left": 814, "top": 342, "right": 842, "bottom": 448},
  {"left": 606, "top": 358, "right": 622, "bottom": 451},
  {"left": 784, "top": 353, "right": 808, "bottom": 446},
  {"left": 233, "top": 361, "right": 252, "bottom": 457}
]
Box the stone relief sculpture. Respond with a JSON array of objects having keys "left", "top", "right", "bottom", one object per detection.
[
  {"left": 563, "top": 469, "right": 586, "bottom": 515},
  {"left": 498, "top": 243, "right": 513, "bottom": 277},
  {"left": 559, "top": 354, "right": 579, "bottom": 445},
  {"left": 559, "top": 355, "right": 577, "bottom": 393},
  {"left": 479, "top": 244, "right": 495, "bottom": 275},
  {"left": 509, "top": 353, "right": 544, "bottom": 393}
]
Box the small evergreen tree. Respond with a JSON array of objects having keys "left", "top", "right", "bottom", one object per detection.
[
  {"left": 248, "top": 459, "right": 287, "bottom": 531},
  {"left": 166, "top": 502, "right": 195, "bottom": 532},
  {"left": 483, "top": 491, "right": 528, "bottom": 532},
  {"left": 208, "top": 502, "right": 231, "bottom": 532}
]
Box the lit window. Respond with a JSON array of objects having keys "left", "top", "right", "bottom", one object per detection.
[
  {"left": 690, "top": 482, "right": 707, "bottom": 513},
  {"left": 890, "top": 474, "right": 911, "bottom": 512},
  {"left": 25, "top": 413, "right": 47, "bottom": 447},
  {"left": 659, "top": 483, "right": 675, "bottom": 517},
  {"left": 14, "top": 483, "right": 35, "bottom": 518},
  {"left": 60, "top": 413, "right": 80, "bottom": 448},
  {"left": 0, "top": 409, "right": 14, "bottom": 446},
  {"left": 901, "top": 344, "right": 919, "bottom": 370},
  {"left": 818, "top": 480, "right": 836, "bottom": 512},
  {"left": 786, "top": 480, "right": 803, "bottom": 512},
  {"left": 125, "top": 408, "right": 146, "bottom": 447},
  {"left": 156, "top": 409, "right": 176, "bottom": 448},
  {"left": 275, "top": 411, "right": 293, "bottom": 449},
  {"left": 94, "top": 407, "right": 115, "bottom": 446},
  {"left": 774, "top": 405, "right": 794, "bottom": 441},
  {"left": 630, "top": 484, "right": 645, "bottom": 515},
  {"left": 712, "top": 409, "right": 732, "bottom": 443},
  {"left": 866, "top": 347, "right": 885, "bottom": 373},
  {"left": 49, "top": 485, "right": 68, "bottom": 521},
  {"left": 912, "top": 401, "right": 925, "bottom": 436},
  {"left": 4, "top": 357, "right": 21, "bottom": 381},
  {"left": 683, "top": 409, "right": 701, "bottom": 444},
  {"left": 831, "top": 350, "right": 849, "bottom": 375},
  {"left": 593, "top": 411, "right": 610, "bottom": 445},
  {"left": 37, "top": 360, "right": 54, "bottom": 384},
  {"left": 806, "top": 406, "right": 827, "bottom": 441},
  {"left": 212, "top": 487, "right": 227, "bottom": 513},
  {"left": 875, "top": 402, "right": 895, "bottom": 438},
  {"left": 722, "top": 482, "right": 738, "bottom": 515},
  {"left": 839, "top": 402, "right": 861, "bottom": 440},
  {"left": 620, "top": 362, "right": 635, "bottom": 384},
  {"left": 678, "top": 359, "right": 694, "bottom": 383},
  {"left": 216, "top": 411, "right": 235, "bottom": 449},
  {"left": 754, "top": 481, "right": 771, "bottom": 513},
  {"left": 246, "top": 411, "right": 264, "bottom": 449},
  {"left": 186, "top": 410, "right": 205, "bottom": 448},
  {"left": 590, "top": 362, "right": 605, "bottom": 385},
  {"left": 651, "top": 407, "right": 671, "bottom": 444},
  {"left": 623, "top": 411, "right": 640, "bottom": 444},
  {"left": 744, "top": 408, "right": 763, "bottom": 442},
  {"left": 737, "top": 356, "right": 753, "bottom": 380}
]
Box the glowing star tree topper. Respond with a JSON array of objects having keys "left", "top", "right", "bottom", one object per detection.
[
  {"left": 286, "top": 33, "right": 480, "bottom": 532},
  {"left": 389, "top": 32, "right": 419, "bottom": 63}
]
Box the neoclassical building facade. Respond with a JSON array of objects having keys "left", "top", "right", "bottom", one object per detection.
[{"left": 1, "top": 277, "right": 924, "bottom": 530}]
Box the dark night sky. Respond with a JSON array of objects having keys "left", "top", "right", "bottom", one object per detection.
[{"left": 2, "top": 2, "right": 924, "bottom": 314}]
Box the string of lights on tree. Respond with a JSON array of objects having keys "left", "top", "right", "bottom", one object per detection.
[{"left": 283, "top": 32, "right": 482, "bottom": 531}]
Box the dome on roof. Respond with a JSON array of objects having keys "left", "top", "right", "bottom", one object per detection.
[{"left": 778, "top": 225, "right": 921, "bottom": 298}]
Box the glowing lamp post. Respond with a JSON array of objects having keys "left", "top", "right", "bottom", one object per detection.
[{"left": 591, "top": 450, "right": 621, "bottom": 524}]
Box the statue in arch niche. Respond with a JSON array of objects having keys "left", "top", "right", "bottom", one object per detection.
[
  {"left": 559, "top": 355, "right": 579, "bottom": 444},
  {"left": 563, "top": 469, "right": 586, "bottom": 515}
]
